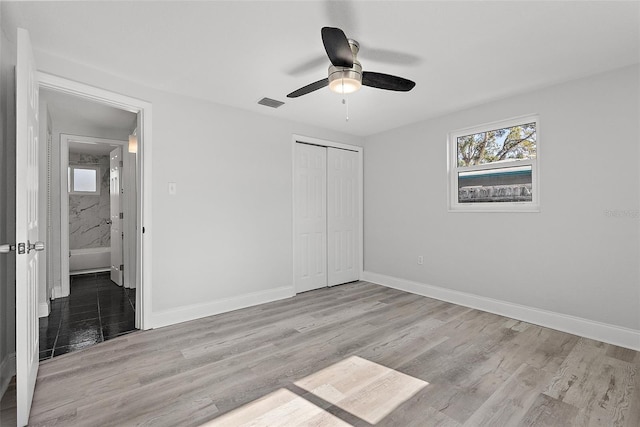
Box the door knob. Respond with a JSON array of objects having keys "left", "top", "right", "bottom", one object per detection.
[
  {"left": 0, "top": 243, "right": 16, "bottom": 254},
  {"left": 27, "top": 240, "right": 45, "bottom": 254}
]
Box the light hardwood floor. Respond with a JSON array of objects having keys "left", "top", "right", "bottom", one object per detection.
[{"left": 20, "top": 282, "right": 640, "bottom": 426}]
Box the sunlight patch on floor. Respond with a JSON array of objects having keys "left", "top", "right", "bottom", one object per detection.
[
  {"left": 295, "top": 355, "right": 428, "bottom": 424},
  {"left": 201, "top": 388, "right": 350, "bottom": 427},
  {"left": 202, "top": 356, "right": 428, "bottom": 426}
]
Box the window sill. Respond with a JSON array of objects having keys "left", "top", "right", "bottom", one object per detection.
[{"left": 448, "top": 205, "right": 540, "bottom": 213}]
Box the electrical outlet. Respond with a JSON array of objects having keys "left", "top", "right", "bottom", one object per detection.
[{"left": 417, "top": 256, "right": 424, "bottom": 265}]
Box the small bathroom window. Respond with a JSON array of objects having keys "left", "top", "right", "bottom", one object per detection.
[{"left": 69, "top": 165, "right": 101, "bottom": 195}]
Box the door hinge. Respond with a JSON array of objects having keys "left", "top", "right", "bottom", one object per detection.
[
  {"left": 120, "top": 264, "right": 124, "bottom": 272},
  {"left": 119, "top": 212, "right": 124, "bottom": 219},
  {"left": 121, "top": 232, "right": 124, "bottom": 239},
  {"left": 119, "top": 160, "right": 123, "bottom": 168}
]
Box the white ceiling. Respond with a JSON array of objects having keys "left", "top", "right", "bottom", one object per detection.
[
  {"left": 41, "top": 88, "right": 137, "bottom": 133},
  {"left": 40, "top": 88, "right": 136, "bottom": 154},
  {"left": 5, "top": 1, "right": 639, "bottom": 137},
  {"left": 68, "top": 140, "right": 120, "bottom": 156}
]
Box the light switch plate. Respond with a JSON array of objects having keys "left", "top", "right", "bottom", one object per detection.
[{"left": 168, "top": 182, "right": 177, "bottom": 195}]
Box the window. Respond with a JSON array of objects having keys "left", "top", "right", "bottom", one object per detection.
[
  {"left": 448, "top": 115, "right": 539, "bottom": 211},
  {"left": 68, "top": 165, "right": 101, "bottom": 195}
]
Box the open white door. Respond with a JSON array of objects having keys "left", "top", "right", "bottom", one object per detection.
[
  {"left": 110, "top": 147, "right": 123, "bottom": 286},
  {"left": 294, "top": 143, "right": 327, "bottom": 293},
  {"left": 327, "top": 148, "right": 359, "bottom": 286},
  {"left": 16, "top": 28, "right": 43, "bottom": 427}
]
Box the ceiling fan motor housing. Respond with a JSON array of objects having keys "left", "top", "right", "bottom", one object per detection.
[{"left": 328, "top": 39, "right": 362, "bottom": 93}]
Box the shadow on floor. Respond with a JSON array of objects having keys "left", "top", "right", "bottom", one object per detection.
[
  {"left": 0, "top": 377, "right": 16, "bottom": 426},
  {"left": 39, "top": 272, "right": 137, "bottom": 360}
]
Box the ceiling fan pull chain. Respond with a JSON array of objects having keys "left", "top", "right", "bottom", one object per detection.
[{"left": 342, "top": 97, "right": 349, "bottom": 122}]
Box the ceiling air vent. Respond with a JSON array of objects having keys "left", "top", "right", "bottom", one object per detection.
[{"left": 258, "top": 97, "right": 285, "bottom": 109}]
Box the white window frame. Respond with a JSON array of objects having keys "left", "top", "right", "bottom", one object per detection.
[
  {"left": 448, "top": 114, "right": 540, "bottom": 212},
  {"left": 68, "top": 164, "right": 101, "bottom": 195}
]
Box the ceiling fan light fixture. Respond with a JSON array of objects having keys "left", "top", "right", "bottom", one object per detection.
[
  {"left": 327, "top": 38, "right": 362, "bottom": 95},
  {"left": 328, "top": 73, "right": 362, "bottom": 94},
  {"left": 328, "top": 61, "right": 362, "bottom": 95}
]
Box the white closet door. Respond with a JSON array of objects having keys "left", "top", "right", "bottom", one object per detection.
[
  {"left": 294, "top": 143, "right": 327, "bottom": 292},
  {"left": 327, "top": 148, "right": 359, "bottom": 286}
]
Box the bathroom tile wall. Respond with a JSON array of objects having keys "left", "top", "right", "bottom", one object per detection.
[{"left": 69, "top": 153, "right": 111, "bottom": 249}]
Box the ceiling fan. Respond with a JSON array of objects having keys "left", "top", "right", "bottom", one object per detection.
[{"left": 287, "top": 27, "right": 416, "bottom": 98}]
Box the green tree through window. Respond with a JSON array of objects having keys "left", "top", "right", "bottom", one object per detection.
[{"left": 457, "top": 122, "right": 536, "bottom": 167}]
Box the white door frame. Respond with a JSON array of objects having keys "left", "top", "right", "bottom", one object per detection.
[
  {"left": 38, "top": 72, "right": 152, "bottom": 330},
  {"left": 291, "top": 134, "right": 363, "bottom": 293},
  {"left": 59, "top": 135, "right": 132, "bottom": 294}
]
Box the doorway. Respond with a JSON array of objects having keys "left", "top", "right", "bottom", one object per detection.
[
  {"left": 37, "top": 91, "right": 140, "bottom": 359},
  {"left": 292, "top": 135, "right": 363, "bottom": 293},
  {"left": 58, "top": 133, "right": 138, "bottom": 296},
  {"left": 37, "top": 72, "right": 152, "bottom": 331}
]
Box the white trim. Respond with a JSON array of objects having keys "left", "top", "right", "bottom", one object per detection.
[
  {"left": 293, "top": 134, "right": 362, "bottom": 153},
  {"left": 291, "top": 134, "right": 364, "bottom": 294},
  {"left": 151, "top": 286, "right": 295, "bottom": 329},
  {"left": 60, "top": 139, "right": 69, "bottom": 296},
  {"left": 38, "top": 301, "right": 49, "bottom": 318},
  {"left": 51, "top": 286, "right": 64, "bottom": 300},
  {"left": 448, "top": 114, "right": 540, "bottom": 212},
  {"left": 39, "top": 71, "right": 152, "bottom": 330},
  {"left": 362, "top": 271, "right": 640, "bottom": 351},
  {"left": 69, "top": 267, "right": 110, "bottom": 276},
  {"left": 0, "top": 352, "right": 16, "bottom": 399}
]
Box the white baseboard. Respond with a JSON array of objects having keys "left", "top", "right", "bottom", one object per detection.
[
  {"left": 0, "top": 352, "right": 16, "bottom": 398},
  {"left": 362, "top": 271, "right": 640, "bottom": 351},
  {"left": 38, "top": 301, "right": 50, "bottom": 318},
  {"left": 151, "top": 286, "right": 296, "bottom": 329},
  {"left": 51, "top": 285, "right": 64, "bottom": 299},
  {"left": 70, "top": 267, "right": 110, "bottom": 275}
]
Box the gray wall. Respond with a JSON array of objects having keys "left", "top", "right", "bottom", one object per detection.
[
  {"left": 364, "top": 64, "right": 640, "bottom": 331},
  {"left": 0, "top": 16, "right": 16, "bottom": 395},
  {"left": 68, "top": 152, "right": 110, "bottom": 250},
  {"left": 29, "top": 49, "right": 365, "bottom": 324},
  {"left": 37, "top": 101, "right": 51, "bottom": 315}
]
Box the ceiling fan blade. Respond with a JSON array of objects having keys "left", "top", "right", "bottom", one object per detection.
[
  {"left": 321, "top": 27, "right": 353, "bottom": 68},
  {"left": 287, "top": 78, "right": 329, "bottom": 98},
  {"left": 362, "top": 71, "right": 416, "bottom": 92},
  {"left": 287, "top": 55, "right": 328, "bottom": 76}
]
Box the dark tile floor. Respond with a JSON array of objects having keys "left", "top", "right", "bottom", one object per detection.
[{"left": 39, "top": 272, "right": 137, "bottom": 360}]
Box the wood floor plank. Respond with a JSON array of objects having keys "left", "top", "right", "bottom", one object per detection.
[
  {"left": 518, "top": 393, "right": 580, "bottom": 426},
  {"left": 462, "top": 363, "right": 554, "bottom": 426},
  {"left": 24, "top": 281, "right": 640, "bottom": 426},
  {"left": 544, "top": 337, "right": 638, "bottom": 426}
]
